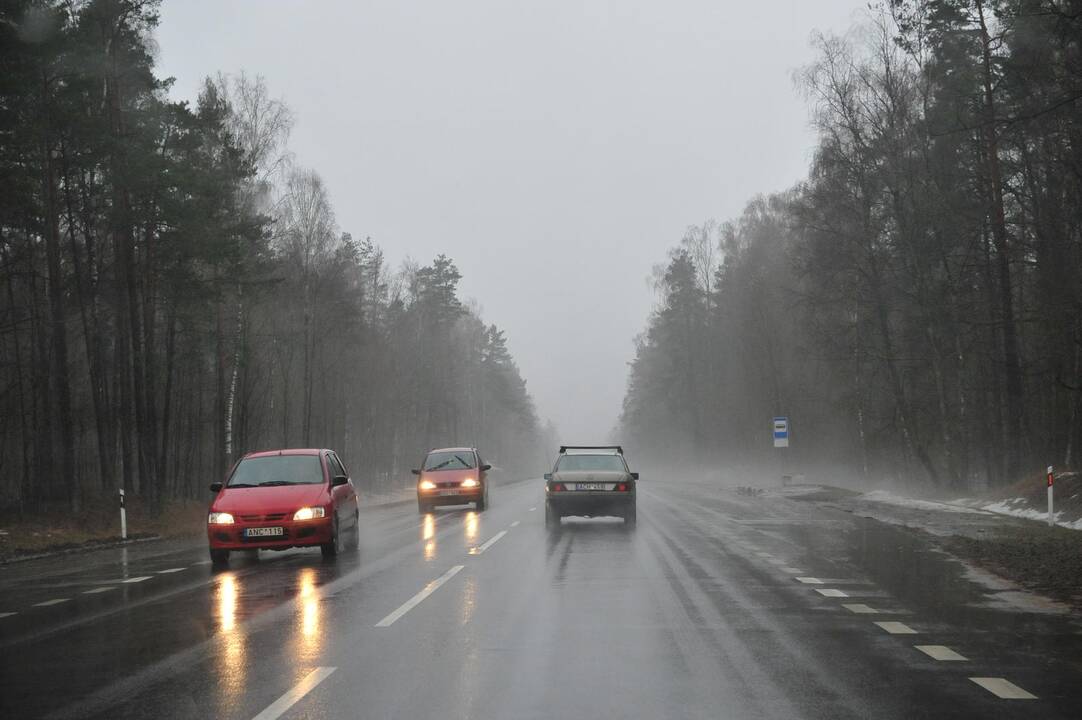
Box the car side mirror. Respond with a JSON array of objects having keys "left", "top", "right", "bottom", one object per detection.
[
  {"left": 411, "top": 469, "right": 421, "bottom": 475},
  {"left": 210, "top": 482, "right": 223, "bottom": 493},
  {"left": 332, "top": 475, "right": 349, "bottom": 487},
  {"left": 630, "top": 472, "right": 640, "bottom": 480},
  {"left": 543, "top": 473, "right": 553, "bottom": 481},
  {"left": 481, "top": 464, "right": 492, "bottom": 472}
]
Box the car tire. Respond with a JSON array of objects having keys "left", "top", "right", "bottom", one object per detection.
[
  {"left": 321, "top": 519, "right": 340, "bottom": 558},
  {"left": 418, "top": 499, "right": 430, "bottom": 514},
  {"left": 545, "top": 503, "right": 560, "bottom": 530},
  {"left": 624, "top": 505, "right": 637, "bottom": 528},
  {"left": 210, "top": 549, "right": 230, "bottom": 566},
  {"left": 476, "top": 490, "right": 487, "bottom": 512}
]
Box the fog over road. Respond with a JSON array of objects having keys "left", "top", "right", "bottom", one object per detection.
[{"left": 2, "top": 476, "right": 1079, "bottom": 719}]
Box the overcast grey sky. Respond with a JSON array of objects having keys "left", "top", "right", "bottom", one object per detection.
[{"left": 156, "top": 0, "right": 861, "bottom": 442}]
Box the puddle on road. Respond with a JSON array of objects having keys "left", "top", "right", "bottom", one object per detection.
[{"left": 841, "top": 517, "right": 1081, "bottom": 637}]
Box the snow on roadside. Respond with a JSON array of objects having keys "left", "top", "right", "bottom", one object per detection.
[
  {"left": 859, "top": 490, "right": 994, "bottom": 515},
  {"left": 952, "top": 497, "right": 1082, "bottom": 530}
]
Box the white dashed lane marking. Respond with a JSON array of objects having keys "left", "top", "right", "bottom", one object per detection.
[
  {"left": 796, "top": 577, "right": 824, "bottom": 584},
  {"left": 841, "top": 603, "right": 879, "bottom": 614},
  {"left": 250, "top": 666, "right": 337, "bottom": 720},
  {"left": 528, "top": 507, "right": 536, "bottom": 512},
  {"left": 470, "top": 531, "right": 507, "bottom": 555},
  {"left": 157, "top": 568, "right": 186, "bottom": 574},
  {"left": 0, "top": 612, "right": 16, "bottom": 619},
  {"left": 915, "top": 645, "right": 967, "bottom": 661},
  {"left": 875, "top": 621, "right": 917, "bottom": 635},
  {"left": 816, "top": 589, "right": 849, "bottom": 597},
  {"left": 82, "top": 587, "right": 115, "bottom": 595},
  {"left": 755, "top": 552, "right": 774, "bottom": 558},
  {"left": 33, "top": 598, "right": 69, "bottom": 607},
  {"left": 969, "top": 677, "right": 1037, "bottom": 700},
  {"left": 375, "top": 565, "right": 465, "bottom": 628},
  {"left": 510, "top": 521, "right": 520, "bottom": 527},
  {"left": 192, "top": 560, "right": 213, "bottom": 566},
  {"left": 121, "top": 576, "right": 152, "bottom": 584}
]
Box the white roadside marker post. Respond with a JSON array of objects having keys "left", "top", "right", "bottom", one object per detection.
[
  {"left": 1046, "top": 466, "right": 1054, "bottom": 527},
  {"left": 119, "top": 488, "right": 128, "bottom": 540}
]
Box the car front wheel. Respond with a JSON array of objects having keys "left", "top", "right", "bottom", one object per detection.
[
  {"left": 321, "top": 519, "right": 340, "bottom": 558},
  {"left": 210, "top": 549, "right": 230, "bottom": 567}
]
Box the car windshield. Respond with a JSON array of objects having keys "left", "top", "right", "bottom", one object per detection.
[
  {"left": 555, "top": 454, "right": 626, "bottom": 472},
  {"left": 227, "top": 455, "right": 324, "bottom": 487},
  {"left": 423, "top": 451, "right": 476, "bottom": 471}
]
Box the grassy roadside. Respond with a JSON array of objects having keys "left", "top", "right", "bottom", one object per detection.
[
  {"left": 944, "top": 524, "right": 1082, "bottom": 607},
  {"left": 0, "top": 497, "right": 206, "bottom": 562}
]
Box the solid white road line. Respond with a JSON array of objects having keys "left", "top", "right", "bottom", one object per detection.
[
  {"left": 915, "top": 645, "right": 967, "bottom": 661},
  {"left": 875, "top": 621, "right": 917, "bottom": 634},
  {"left": 471, "top": 530, "right": 507, "bottom": 555},
  {"left": 250, "top": 667, "right": 337, "bottom": 720},
  {"left": 841, "top": 603, "right": 879, "bottom": 614},
  {"left": 510, "top": 520, "right": 521, "bottom": 527},
  {"left": 0, "top": 612, "right": 16, "bottom": 619},
  {"left": 121, "top": 576, "right": 152, "bottom": 584},
  {"left": 781, "top": 567, "right": 805, "bottom": 574},
  {"left": 157, "top": 568, "right": 186, "bottom": 574},
  {"left": 796, "top": 577, "right": 824, "bottom": 584},
  {"left": 816, "top": 589, "right": 849, "bottom": 597},
  {"left": 82, "top": 587, "right": 116, "bottom": 595},
  {"left": 969, "top": 677, "right": 1037, "bottom": 700},
  {"left": 375, "top": 565, "right": 465, "bottom": 627},
  {"left": 33, "top": 598, "right": 70, "bottom": 607}
]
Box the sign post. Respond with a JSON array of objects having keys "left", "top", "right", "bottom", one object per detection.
[
  {"left": 773, "top": 417, "right": 789, "bottom": 448},
  {"left": 1047, "top": 465, "right": 1054, "bottom": 527},
  {"left": 119, "top": 488, "right": 128, "bottom": 540}
]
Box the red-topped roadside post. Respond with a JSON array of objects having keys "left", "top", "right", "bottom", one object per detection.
[{"left": 1046, "top": 466, "right": 1054, "bottom": 527}]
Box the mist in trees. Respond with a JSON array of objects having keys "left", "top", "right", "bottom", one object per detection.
[
  {"left": 0, "top": 0, "right": 548, "bottom": 512},
  {"left": 621, "top": 1, "right": 1082, "bottom": 492}
]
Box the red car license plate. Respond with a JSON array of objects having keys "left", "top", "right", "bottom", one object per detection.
[{"left": 246, "top": 527, "right": 284, "bottom": 537}]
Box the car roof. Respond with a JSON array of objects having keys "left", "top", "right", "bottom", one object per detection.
[
  {"left": 427, "top": 447, "right": 475, "bottom": 454},
  {"left": 243, "top": 448, "right": 327, "bottom": 459},
  {"left": 561, "top": 447, "right": 621, "bottom": 455}
]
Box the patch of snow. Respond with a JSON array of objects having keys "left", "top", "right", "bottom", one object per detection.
[
  {"left": 859, "top": 490, "right": 994, "bottom": 515},
  {"left": 952, "top": 497, "right": 1082, "bottom": 530}
]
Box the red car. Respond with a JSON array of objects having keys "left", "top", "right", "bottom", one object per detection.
[
  {"left": 413, "top": 447, "right": 491, "bottom": 513},
  {"left": 207, "top": 448, "right": 359, "bottom": 565}
]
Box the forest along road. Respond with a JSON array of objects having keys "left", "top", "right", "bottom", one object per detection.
[{"left": 2, "top": 478, "right": 1081, "bottom": 720}]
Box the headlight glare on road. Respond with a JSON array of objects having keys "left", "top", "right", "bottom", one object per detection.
[
  {"left": 461, "top": 478, "right": 478, "bottom": 488},
  {"left": 419, "top": 479, "right": 437, "bottom": 490},
  {"left": 293, "top": 506, "right": 326, "bottom": 521},
  {"left": 208, "top": 512, "right": 235, "bottom": 525}
]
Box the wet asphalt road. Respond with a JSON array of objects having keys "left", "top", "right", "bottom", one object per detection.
[{"left": 3, "top": 478, "right": 1082, "bottom": 719}]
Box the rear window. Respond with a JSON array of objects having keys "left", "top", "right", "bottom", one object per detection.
[
  {"left": 423, "top": 451, "right": 476, "bottom": 471},
  {"left": 555, "top": 454, "right": 627, "bottom": 472},
  {"left": 227, "top": 455, "right": 325, "bottom": 487}
]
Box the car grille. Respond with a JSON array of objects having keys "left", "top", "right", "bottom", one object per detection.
[{"left": 238, "top": 512, "right": 290, "bottom": 522}]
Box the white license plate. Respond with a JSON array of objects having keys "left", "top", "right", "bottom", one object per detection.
[
  {"left": 576, "top": 483, "right": 605, "bottom": 491},
  {"left": 438, "top": 488, "right": 460, "bottom": 496},
  {"left": 245, "top": 527, "right": 284, "bottom": 537}
]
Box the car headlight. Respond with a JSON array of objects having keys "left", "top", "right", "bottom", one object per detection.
[
  {"left": 293, "top": 506, "right": 326, "bottom": 521},
  {"left": 419, "top": 479, "right": 437, "bottom": 490},
  {"left": 461, "top": 478, "right": 478, "bottom": 488},
  {"left": 208, "top": 512, "right": 235, "bottom": 525}
]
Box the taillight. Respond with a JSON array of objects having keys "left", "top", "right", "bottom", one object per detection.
[
  {"left": 551, "top": 483, "right": 565, "bottom": 492},
  {"left": 616, "top": 483, "right": 628, "bottom": 492}
]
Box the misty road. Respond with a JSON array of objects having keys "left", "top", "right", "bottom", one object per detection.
[{"left": 2, "top": 478, "right": 1080, "bottom": 720}]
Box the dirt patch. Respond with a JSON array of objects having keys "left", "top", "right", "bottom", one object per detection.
[
  {"left": 0, "top": 497, "right": 206, "bottom": 562},
  {"left": 945, "top": 524, "right": 1082, "bottom": 608}
]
